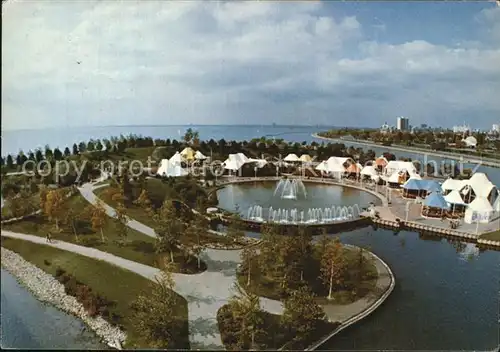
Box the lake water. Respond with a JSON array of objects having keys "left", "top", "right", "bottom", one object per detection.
[
  {"left": 1, "top": 125, "right": 499, "bottom": 350},
  {"left": 0, "top": 269, "right": 106, "bottom": 349}
]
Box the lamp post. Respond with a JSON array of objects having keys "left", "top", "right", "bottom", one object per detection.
[
  {"left": 405, "top": 201, "right": 410, "bottom": 222},
  {"left": 254, "top": 166, "right": 257, "bottom": 180}
]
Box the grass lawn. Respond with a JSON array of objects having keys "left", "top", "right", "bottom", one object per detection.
[
  {"left": 2, "top": 193, "right": 205, "bottom": 274},
  {"left": 217, "top": 304, "right": 339, "bottom": 350},
  {"left": 95, "top": 183, "right": 244, "bottom": 248},
  {"left": 1, "top": 192, "right": 40, "bottom": 218},
  {"left": 1, "top": 237, "right": 190, "bottom": 349},
  {"left": 480, "top": 230, "right": 500, "bottom": 241},
  {"left": 238, "top": 246, "right": 378, "bottom": 305}
]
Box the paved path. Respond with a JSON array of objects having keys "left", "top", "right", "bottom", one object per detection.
[
  {"left": 77, "top": 182, "right": 283, "bottom": 349},
  {"left": 1, "top": 230, "right": 283, "bottom": 349},
  {"left": 2, "top": 180, "right": 393, "bottom": 349}
]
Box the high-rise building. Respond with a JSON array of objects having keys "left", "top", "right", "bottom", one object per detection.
[
  {"left": 492, "top": 124, "right": 499, "bottom": 132},
  {"left": 396, "top": 116, "right": 409, "bottom": 131}
]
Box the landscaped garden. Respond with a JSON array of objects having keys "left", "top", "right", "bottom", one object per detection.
[
  {"left": 2, "top": 186, "right": 206, "bottom": 273},
  {"left": 1, "top": 237, "right": 190, "bottom": 349}
]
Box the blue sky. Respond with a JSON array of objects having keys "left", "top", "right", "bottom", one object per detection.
[{"left": 2, "top": 1, "right": 499, "bottom": 130}]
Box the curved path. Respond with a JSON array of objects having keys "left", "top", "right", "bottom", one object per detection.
[
  {"left": 78, "top": 182, "right": 283, "bottom": 349},
  {"left": 1, "top": 230, "right": 283, "bottom": 350},
  {"left": 1, "top": 179, "right": 393, "bottom": 350}
]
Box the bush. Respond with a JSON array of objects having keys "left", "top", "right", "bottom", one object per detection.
[
  {"left": 55, "top": 267, "right": 66, "bottom": 277},
  {"left": 44, "top": 259, "right": 51, "bottom": 266}
]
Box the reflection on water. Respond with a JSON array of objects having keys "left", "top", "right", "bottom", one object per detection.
[
  {"left": 1, "top": 269, "right": 106, "bottom": 349},
  {"left": 232, "top": 226, "right": 499, "bottom": 350}
]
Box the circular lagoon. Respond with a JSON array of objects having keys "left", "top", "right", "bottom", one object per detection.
[{"left": 217, "top": 180, "right": 381, "bottom": 224}]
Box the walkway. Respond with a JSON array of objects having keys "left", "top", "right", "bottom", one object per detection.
[
  {"left": 78, "top": 182, "right": 282, "bottom": 349},
  {"left": 1, "top": 230, "right": 283, "bottom": 350},
  {"left": 1, "top": 180, "right": 394, "bottom": 349}
]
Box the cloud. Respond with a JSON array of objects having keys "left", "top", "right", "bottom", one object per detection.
[{"left": 2, "top": 1, "right": 499, "bottom": 130}]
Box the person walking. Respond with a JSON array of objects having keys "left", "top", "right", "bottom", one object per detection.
[{"left": 46, "top": 232, "right": 52, "bottom": 243}]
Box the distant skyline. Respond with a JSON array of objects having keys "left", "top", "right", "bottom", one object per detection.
[{"left": 2, "top": 1, "right": 500, "bottom": 131}]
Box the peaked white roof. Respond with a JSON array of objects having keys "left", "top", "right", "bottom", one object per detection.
[
  {"left": 463, "top": 136, "right": 477, "bottom": 147},
  {"left": 385, "top": 160, "right": 417, "bottom": 173},
  {"left": 360, "top": 165, "right": 378, "bottom": 176},
  {"left": 248, "top": 158, "right": 267, "bottom": 168},
  {"left": 223, "top": 153, "right": 249, "bottom": 170},
  {"left": 441, "top": 178, "right": 467, "bottom": 192},
  {"left": 388, "top": 172, "right": 401, "bottom": 183},
  {"left": 468, "top": 196, "right": 494, "bottom": 212},
  {"left": 467, "top": 173, "right": 496, "bottom": 198},
  {"left": 299, "top": 154, "right": 312, "bottom": 162},
  {"left": 169, "top": 152, "right": 183, "bottom": 164},
  {"left": 284, "top": 153, "right": 300, "bottom": 162},
  {"left": 157, "top": 159, "right": 188, "bottom": 177},
  {"left": 326, "top": 156, "right": 351, "bottom": 165},
  {"left": 444, "top": 190, "right": 466, "bottom": 205},
  {"left": 194, "top": 150, "right": 207, "bottom": 160},
  {"left": 315, "top": 161, "right": 328, "bottom": 172}
]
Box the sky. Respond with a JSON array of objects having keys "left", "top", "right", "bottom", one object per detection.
[{"left": 2, "top": 0, "right": 500, "bottom": 131}]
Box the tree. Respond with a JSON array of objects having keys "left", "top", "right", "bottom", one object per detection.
[
  {"left": 78, "top": 141, "right": 87, "bottom": 153},
  {"left": 87, "top": 140, "right": 95, "bottom": 152},
  {"left": 320, "top": 237, "right": 347, "bottom": 300},
  {"left": 95, "top": 140, "right": 103, "bottom": 151},
  {"left": 281, "top": 285, "right": 326, "bottom": 346},
  {"left": 113, "top": 202, "right": 129, "bottom": 242},
  {"left": 44, "top": 145, "right": 53, "bottom": 160},
  {"left": 53, "top": 147, "right": 63, "bottom": 160},
  {"left": 64, "top": 147, "right": 71, "bottom": 157},
  {"left": 183, "top": 128, "right": 193, "bottom": 144},
  {"left": 6, "top": 154, "right": 14, "bottom": 169},
  {"left": 240, "top": 245, "right": 258, "bottom": 286},
  {"left": 228, "top": 284, "right": 265, "bottom": 350},
  {"left": 153, "top": 201, "right": 184, "bottom": 263},
  {"left": 134, "top": 189, "right": 151, "bottom": 209},
  {"left": 90, "top": 201, "right": 109, "bottom": 242},
  {"left": 226, "top": 213, "right": 245, "bottom": 242},
  {"left": 72, "top": 143, "right": 79, "bottom": 155},
  {"left": 297, "top": 226, "right": 313, "bottom": 281},
  {"left": 185, "top": 214, "right": 208, "bottom": 269},
  {"left": 44, "top": 189, "right": 65, "bottom": 231},
  {"left": 132, "top": 260, "right": 181, "bottom": 348},
  {"left": 63, "top": 206, "right": 81, "bottom": 242},
  {"left": 35, "top": 149, "right": 44, "bottom": 162}
]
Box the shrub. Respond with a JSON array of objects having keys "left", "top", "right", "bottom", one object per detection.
[
  {"left": 64, "top": 276, "right": 79, "bottom": 296},
  {"left": 44, "top": 259, "right": 51, "bottom": 266},
  {"left": 55, "top": 267, "right": 66, "bottom": 277}
]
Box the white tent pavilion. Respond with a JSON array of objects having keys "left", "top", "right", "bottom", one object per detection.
[
  {"left": 299, "top": 154, "right": 312, "bottom": 163},
  {"left": 194, "top": 150, "right": 207, "bottom": 160},
  {"left": 441, "top": 178, "right": 467, "bottom": 194},
  {"left": 444, "top": 190, "right": 466, "bottom": 205},
  {"left": 284, "top": 154, "right": 300, "bottom": 162},
  {"left": 157, "top": 159, "right": 188, "bottom": 177},
  {"left": 467, "top": 173, "right": 496, "bottom": 198},
  {"left": 464, "top": 197, "right": 495, "bottom": 224},
  {"left": 169, "top": 152, "right": 183, "bottom": 165},
  {"left": 360, "top": 165, "right": 379, "bottom": 181},
  {"left": 223, "top": 153, "right": 249, "bottom": 171}
]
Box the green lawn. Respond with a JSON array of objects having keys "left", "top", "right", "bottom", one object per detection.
[
  {"left": 217, "top": 304, "right": 339, "bottom": 350},
  {"left": 2, "top": 193, "right": 205, "bottom": 274},
  {"left": 95, "top": 183, "right": 244, "bottom": 248},
  {"left": 1, "top": 237, "right": 190, "bottom": 349},
  {"left": 480, "top": 230, "right": 500, "bottom": 241},
  {"left": 238, "top": 246, "right": 378, "bottom": 305}
]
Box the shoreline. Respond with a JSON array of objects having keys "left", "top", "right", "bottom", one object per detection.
[
  {"left": 1, "top": 247, "right": 125, "bottom": 350},
  {"left": 305, "top": 244, "right": 395, "bottom": 350},
  {"left": 312, "top": 133, "right": 500, "bottom": 168}
]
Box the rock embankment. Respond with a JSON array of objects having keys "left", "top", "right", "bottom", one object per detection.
[{"left": 1, "top": 247, "right": 127, "bottom": 349}]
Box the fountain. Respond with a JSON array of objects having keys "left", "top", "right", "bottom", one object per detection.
[
  {"left": 247, "top": 204, "right": 361, "bottom": 224},
  {"left": 273, "top": 178, "right": 307, "bottom": 200}
]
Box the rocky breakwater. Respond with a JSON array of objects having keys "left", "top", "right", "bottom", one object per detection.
[{"left": 1, "top": 247, "right": 126, "bottom": 349}]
